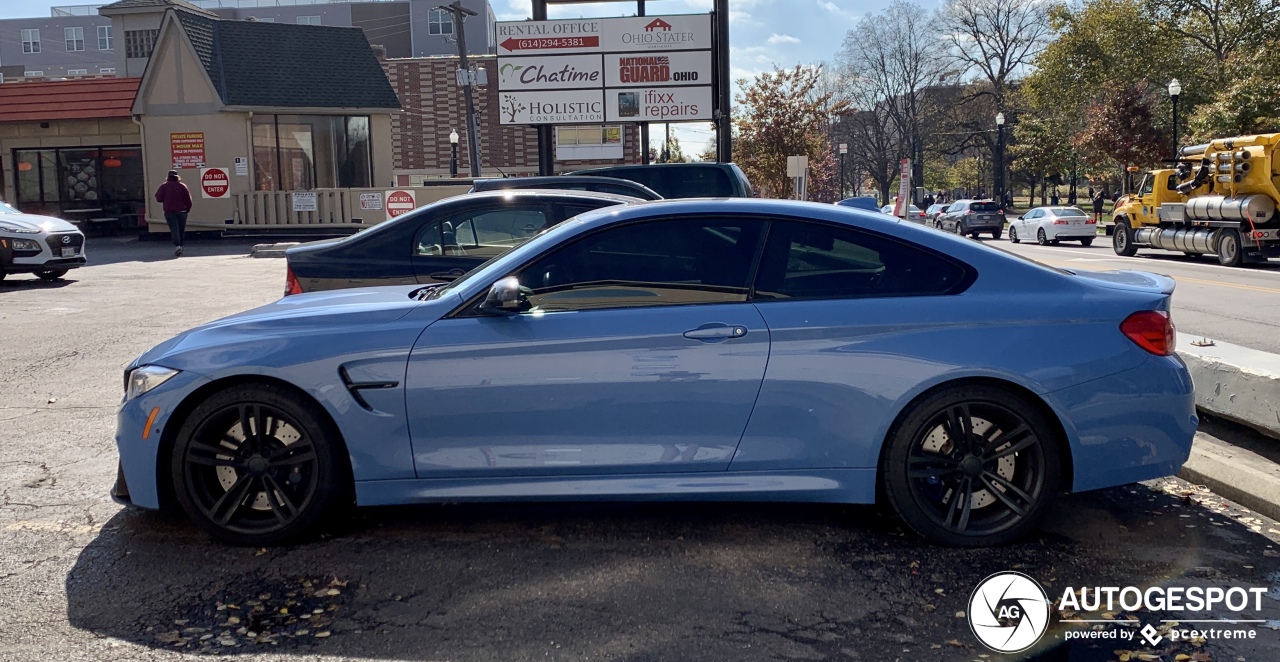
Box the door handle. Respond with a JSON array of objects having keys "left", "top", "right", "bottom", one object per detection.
[
  {"left": 683, "top": 324, "right": 748, "bottom": 340},
  {"left": 429, "top": 269, "right": 466, "bottom": 281}
]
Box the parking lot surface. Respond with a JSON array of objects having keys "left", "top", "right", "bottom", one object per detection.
[{"left": 1, "top": 237, "right": 1278, "bottom": 661}]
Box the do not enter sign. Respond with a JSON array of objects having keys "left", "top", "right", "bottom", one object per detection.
[
  {"left": 385, "top": 190, "right": 417, "bottom": 221},
  {"left": 200, "top": 167, "right": 230, "bottom": 199}
]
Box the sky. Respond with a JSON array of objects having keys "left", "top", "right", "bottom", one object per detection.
[{"left": 1, "top": 0, "right": 887, "bottom": 155}]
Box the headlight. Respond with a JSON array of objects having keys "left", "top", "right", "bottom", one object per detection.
[
  {"left": 0, "top": 226, "right": 40, "bottom": 234},
  {"left": 11, "top": 238, "right": 41, "bottom": 251},
  {"left": 125, "top": 365, "right": 180, "bottom": 400}
]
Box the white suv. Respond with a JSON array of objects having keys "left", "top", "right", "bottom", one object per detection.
[{"left": 0, "top": 201, "right": 87, "bottom": 281}]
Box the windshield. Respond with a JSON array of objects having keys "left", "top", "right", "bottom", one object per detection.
[{"left": 0, "top": 201, "right": 19, "bottom": 214}]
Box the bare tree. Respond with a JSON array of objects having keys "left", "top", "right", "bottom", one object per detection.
[
  {"left": 834, "top": 69, "right": 901, "bottom": 203},
  {"left": 940, "top": 0, "right": 1057, "bottom": 108},
  {"left": 837, "top": 1, "right": 948, "bottom": 191}
]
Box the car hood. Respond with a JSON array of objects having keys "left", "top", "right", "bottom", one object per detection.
[
  {"left": 0, "top": 213, "right": 78, "bottom": 235},
  {"left": 1070, "top": 269, "right": 1176, "bottom": 295},
  {"left": 134, "top": 285, "right": 455, "bottom": 370}
]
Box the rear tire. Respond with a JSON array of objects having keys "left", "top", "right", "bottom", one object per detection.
[
  {"left": 992, "top": 229, "right": 1002, "bottom": 240},
  {"left": 36, "top": 269, "right": 68, "bottom": 281},
  {"left": 1113, "top": 219, "right": 1137, "bottom": 256},
  {"left": 1217, "top": 229, "right": 1243, "bottom": 267},
  {"left": 1036, "top": 228, "right": 1049, "bottom": 246},
  {"left": 881, "top": 384, "right": 1062, "bottom": 547},
  {"left": 171, "top": 383, "right": 350, "bottom": 546},
  {"left": 1081, "top": 237, "right": 1094, "bottom": 247}
]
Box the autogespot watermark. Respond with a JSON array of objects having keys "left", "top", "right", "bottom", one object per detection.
[{"left": 968, "top": 572, "right": 1270, "bottom": 653}]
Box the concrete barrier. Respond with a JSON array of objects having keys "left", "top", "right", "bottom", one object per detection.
[{"left": 1178, "top": 332, "right": 1280, "bottom": 440}]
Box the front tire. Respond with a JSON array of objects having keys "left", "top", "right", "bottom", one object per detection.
[
  {"left": 171, "top": 383, "right": 349, "bottom": 546},
  {"left": 1009, "top": 227, "right": 1020, "bottom": 244},
  {"left": 36, "top": 269, "right": 68, "bottom": 280},
  {"left": 881, "top": 385, "right": 1062, "bottom": 547},
  {"left": 1217, "top": 229, "right": 1244, "bottom": 267},
  {"left": 1113, "top": 219, "right": 1137, "bottom": 256}
]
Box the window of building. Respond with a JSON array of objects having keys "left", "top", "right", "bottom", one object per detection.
[
  {"left": 511, "top": 219, "right": 765, "bottom": 313},
  {"left": 297, "top": 16, "right": 321, "bottom": 25},
  {"left": 429, "top": 9, "right": 454, "bottom": 35},
  {"left": 124, "top": 29, "right": 157, "bottom": 58},
  {"left": 12, "top": 146, "right": 145, "bottom": 220},
  {"left": 251, "top": 115, "right": 373, "bottom": 191},
  {"left": 97, "top": 25, "right": 113, "bottom": 50},
  {"left": 255, "top": 17, "right": 275, "bottom": 22},
  {"left": 65, "top": 26, "right": 84, "bottom": 51},
  {"left": 99, "top": 67, "right": 115, "bottom": 74},
  {"left": 752, "top": 221, "right": 970, "bottom": 301},
  {"left": 21, "top": 29, "right": 40, "bottom": 53},
  {"left": 68, "top": 69, "right": 88, "bottom": 76},
  {"left": 24, "top": 71, "right": 45, "bottom": 78}
]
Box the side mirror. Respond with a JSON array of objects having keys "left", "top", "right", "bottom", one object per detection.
[
  {"left": 480, "top": 276, "right": 529, "bottom": 314},
  {"left": 1017, "top": 215, "right": 1023, "bottom": 220}
]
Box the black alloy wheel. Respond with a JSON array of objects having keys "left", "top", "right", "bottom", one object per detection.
[
  {"left": 172, "top": 384, "right": 346, "bottom": 545},
  {"left": 882, "top": 385, "right": 1061, "bottom": 547}
]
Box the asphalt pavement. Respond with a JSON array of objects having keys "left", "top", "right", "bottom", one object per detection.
[
  {"left": 996, "top": 234, "right": 1280, "bottom": 354},
  {"left": 1, "top": 236, "right": 1278, "bottom": 662}
]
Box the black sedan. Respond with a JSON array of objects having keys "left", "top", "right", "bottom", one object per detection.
[
  {"left": 469, "top": 176, "right": 662, "bottom": 200},
  {"left": 285, "top": 190, "right": 638, "bottom": 295}
]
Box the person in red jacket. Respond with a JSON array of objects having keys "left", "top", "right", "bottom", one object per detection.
[{"left": 154, "top": 170, "right": 193, "bottom": 257}]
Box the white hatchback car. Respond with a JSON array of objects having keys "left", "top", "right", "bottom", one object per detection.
[
  {"left": 1008, "top": 206, "right": 1097, "bottom": 246},
  {"left": 0, "top": 200, "right": 87, "bottom": 281}
]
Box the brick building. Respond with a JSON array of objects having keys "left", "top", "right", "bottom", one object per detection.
[{"left": 382, "top": 55, "right": 641, "bottom": 183}]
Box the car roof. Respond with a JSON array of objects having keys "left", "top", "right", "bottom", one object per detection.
[
  {"left": 461, "top": 189, "right": 642, "bottom": 204},
  {"left": 470, "top": 176, "right": 662, "bottom": 199}
]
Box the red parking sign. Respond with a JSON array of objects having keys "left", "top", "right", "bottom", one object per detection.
[{"left": 200, "top": 167, "right": 230, "bottom": 199}]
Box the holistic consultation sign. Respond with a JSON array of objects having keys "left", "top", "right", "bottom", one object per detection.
[{"left": 496, "top": 14, "right": 714, "bottom": 126}]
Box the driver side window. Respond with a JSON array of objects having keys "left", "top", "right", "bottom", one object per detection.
[
  {"left": 511, "top": 218, "right": 764, "bottom": 313},
  {"left": 415, "top": 206, "right": 550, "bottom": 259}
]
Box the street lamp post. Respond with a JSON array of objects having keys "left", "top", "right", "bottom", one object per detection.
[
  {"left": 449, "top": 129, "right": 459, "bottom": 177},
  {"left": 838, "top": 143, "right": 848, "bottom": 198},
  {"left": 1168, "top": 78, "right": 1182, "bottom": 160},
  {"left": 995, "top": 112, "right": 1006, "bottom": 207}
]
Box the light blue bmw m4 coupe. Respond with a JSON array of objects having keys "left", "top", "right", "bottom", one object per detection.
[{"left": 114, "top": 199, "right": 1196, "bottom": 547}]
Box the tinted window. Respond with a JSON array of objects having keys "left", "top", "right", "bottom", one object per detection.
[
  {"left": 950, "top": 202, "right": 967, "bottom": 212},
  {"left": 1057, "top": 208, "right": 1087, "bottom": 217},
  {"left": 417, "top": 206, "right": 549, "bottom": 258},
  {"left": 515, "top": 218, "right": 764, "bottom": 312},
  {"left": 753, "top": 221, "right": 968, "bottom": 300},
  {"left": 661, "top": 167, "right": 733, "bottom": 197},
  {"left": 970, "top": 202, "right": 999, "bottom": 212}
]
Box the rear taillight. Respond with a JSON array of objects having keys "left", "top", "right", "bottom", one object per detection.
[
  {"left": 1121, "top": 311, "right": 1175, "bottom": 356},
  {"left": 284, "top": 264, "right": 302, "bottom": 296},
  {"left": 1086, "top": 219, "right": 1096, "bottom": 224},
  {"left": 1053, "top": 219, "right": 1068, "bottom": 224}
]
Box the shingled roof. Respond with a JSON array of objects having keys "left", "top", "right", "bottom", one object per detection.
[
  {"left": 0, "top": 78, "right": 141, "bottom": 123},
  {"left": 171, "top": 12, "right": 400, "bottom": 111}
]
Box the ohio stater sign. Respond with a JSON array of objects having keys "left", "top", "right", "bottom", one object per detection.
[{"left": 496, "top": 14, "right": 714, "bottom": 125}]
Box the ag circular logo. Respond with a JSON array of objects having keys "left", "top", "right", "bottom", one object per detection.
[{"left": 968, "top": 572, "right": 1051, "bottom": 653}]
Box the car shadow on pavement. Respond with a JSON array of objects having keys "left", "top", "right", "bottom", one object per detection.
[
  {"left": 0, "top": 276, "right": 78, "bottom": 289},
  {"left": 83, "top": 237, "right": 265, "bottom": 267},
  {"left": 65, "top": 486, "right": 1280, "bottom": 662}
]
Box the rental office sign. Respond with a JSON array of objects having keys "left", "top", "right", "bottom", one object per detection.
[{"left": 496, "top": 14, "right": 715, "bottom": 124}]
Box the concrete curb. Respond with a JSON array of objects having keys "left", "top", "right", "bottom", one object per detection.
[
  {"left": 1178, "top": 433, "right": 1280, "bottom": 522},
  {"left": 1178, "top": 332, "right": 1280, "bottom": 440},
  {"left": 250, "top": 242, "right": 299, "bottom": 258}
]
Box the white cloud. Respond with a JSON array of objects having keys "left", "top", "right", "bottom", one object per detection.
[
  {"left": 817, "top": 0, "right": 857, "bottom": 19},
  {"left": 767, "top": 33, "right": 800, "bottom": 45}
]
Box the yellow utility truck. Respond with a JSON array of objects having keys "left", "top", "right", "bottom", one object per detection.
[{"left": 1112, "top": 133, "right": 1280, "bottom": 267}]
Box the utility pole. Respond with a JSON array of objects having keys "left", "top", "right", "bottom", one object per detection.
[
  {"left": 438, "top": 1, "right": 481, "bottom": 177},
  {"left": 662, "top": 123, "right": 670, "bottom": 162}
]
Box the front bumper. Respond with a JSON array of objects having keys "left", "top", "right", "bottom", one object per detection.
[
  {"left": 111, "top": 461, "right": 134, "bottom": 506},
  {"left": 114, "top": 369, "right": 209, "bottom": 510},
  {"left": 3, "top": 255, "right": 87, "bottom": 273}
]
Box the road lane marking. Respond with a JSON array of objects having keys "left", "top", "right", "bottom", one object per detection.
[
  {"left": 1003, "top": 243, "right": 1280, "bottom": 278},
  {"left": 1035, "top": 259, "right": 1280, "bottom": 295}
]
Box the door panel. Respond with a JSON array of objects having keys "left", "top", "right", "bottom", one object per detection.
[{"left": 405, "top": 304, "right": 770, "bottom": 477}]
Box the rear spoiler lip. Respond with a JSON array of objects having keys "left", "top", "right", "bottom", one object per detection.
[{"left": 1069, "top": 269, "right": 1176, "bottom": 296}]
